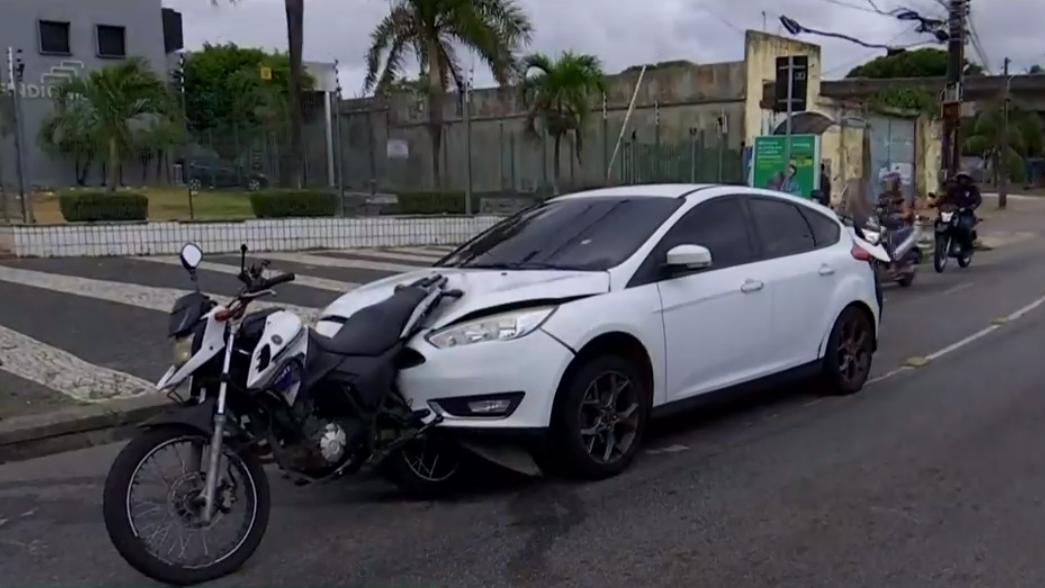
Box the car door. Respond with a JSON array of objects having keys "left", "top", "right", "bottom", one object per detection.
[
  {"left": 631, "top": 195, "right": 772, "bottom": 401},
  {"left": 745, "top": 197, "right": 836, "bottom": 370}
]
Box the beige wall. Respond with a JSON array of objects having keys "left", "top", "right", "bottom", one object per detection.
[{"left": 743, "top": 31, "right": 823, "bottom": 144}]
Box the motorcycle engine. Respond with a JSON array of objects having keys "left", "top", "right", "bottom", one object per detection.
[{"left": 272, "top": 397, "right": 365, "bottom": 478}]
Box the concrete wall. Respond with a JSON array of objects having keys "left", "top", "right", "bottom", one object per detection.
[
  {"left": 743, "top": 31, "right": 823, "bottom": 145},
  {"left": 0, "top": 0, "right": 170, "bottom": 188},
  {"left": 338, "top": 60, "right": 748, "bottom": 194}
]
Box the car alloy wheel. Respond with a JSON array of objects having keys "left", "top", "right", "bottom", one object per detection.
[
  {"left": 577, "top": 371, "right": 641, "bottom": 465},
  {"left": 835, "top": 311, "right": 872, "bottom": 389}
]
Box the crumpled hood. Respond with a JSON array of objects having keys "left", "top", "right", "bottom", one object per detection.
[{"left": 319, "top": 267, "right": 610, "bottom": 330}]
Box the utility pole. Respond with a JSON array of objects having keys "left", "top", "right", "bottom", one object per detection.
[
  {"left": 176, "top": 52, "right": 194, "bottom": 220},
  {"left": 8, "top": 48, "right": 30, "bottom": 224},
  {"left": 942, "top": 0, "right": 967, "bottom": 184},
  {"left": 463, "top": 68, "right": 473, "bottom": 216},
  {"left": 999, "top": 56, "right": 1011, "bottom": 209}
]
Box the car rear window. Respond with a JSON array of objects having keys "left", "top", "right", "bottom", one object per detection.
[
  {"left": 798, "top": 207, "right": 841, "bottom": 248},
  {"left": 748, "top": 197, "right": 816, "bottom": 258},
  {"left": 438, "top": 197, "right": 682, "bottom": 271}
]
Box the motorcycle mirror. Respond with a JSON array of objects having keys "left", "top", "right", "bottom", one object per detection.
[
  {"left": 240, "top": 244, "right": 248, "bottom": 273},
  {"left": 179, "top": 243, "right": 203, "bottom": 271}
]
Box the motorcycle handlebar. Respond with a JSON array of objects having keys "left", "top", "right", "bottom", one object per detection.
[{"left": 250, "top": 272, "right": 295, "bottom": 292}]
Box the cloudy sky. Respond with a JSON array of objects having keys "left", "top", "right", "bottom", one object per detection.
[{"left": 163, "top": 0, "right": 1045, "bottom": 95}]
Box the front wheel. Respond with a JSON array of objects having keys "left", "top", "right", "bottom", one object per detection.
[
  {"left": 958, "top": 250, "right": 973, "bottom": 268},
  {"left": 934, "top": 236, "right": 950, "bottom": 273},
  {"left": 103, "top": 426, "right": 270, "bottom": 585}
]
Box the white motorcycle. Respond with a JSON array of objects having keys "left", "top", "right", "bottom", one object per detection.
[{"left": 103, "top": 243, "right": 462, "bottom": 585}]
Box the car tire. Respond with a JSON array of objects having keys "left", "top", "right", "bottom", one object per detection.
[
  {"left": 551, "top": 355, "right": 649, "bottom": 480},
  {"left": 819, "top": 306, "right": 875, "bottom": 396}
]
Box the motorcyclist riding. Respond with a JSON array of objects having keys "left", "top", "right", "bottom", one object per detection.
[
  {"left": 936, "top": 170, "right": 982, "bottom": 249},
  {"left": 876, "top": 172, "right": 914, "bottom": 256}
]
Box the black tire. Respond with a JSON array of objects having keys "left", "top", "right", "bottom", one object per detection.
[
  {"left": 379, "top": 434, "right": 465, "bottom": 499},
  {"left": 958, "top": 251, "right": 973, "bottom": 268},
  {"left": 820, "top": 306, "right": 875, "bottom": 396},
  {"left": 103, "top": 426, "right": 270, "bottom": 585},
  {"left": 896, "top": 272, "right": 915, "bottom": 288},
  {"left": 933, "top": 236, "right": 950, "bottom": 273},
  {"left": 551, "top": 355, "right": 650, "bottom": 479}
]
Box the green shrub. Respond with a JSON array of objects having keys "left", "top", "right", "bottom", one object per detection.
[
  {"left": 391, "top": 191, "right": 480, "bottom": 215},
  {"left": 249, "top": 190, "right": 338, "bottom": 218},
  {"left": 58, "top": 191, "right": 148, "bottom": 222}
]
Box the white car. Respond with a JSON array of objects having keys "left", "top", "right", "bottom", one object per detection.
[{"left": 318, "top": 184, "right": 882, "bottom": 479}]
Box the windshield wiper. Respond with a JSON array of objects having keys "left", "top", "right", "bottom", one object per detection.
[{"left": 463, "top": 261, "right": 579, "bottom": 271}]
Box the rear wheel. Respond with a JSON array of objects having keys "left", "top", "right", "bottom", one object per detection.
[
  {"left": 103, "top": 426, "right": 269, "bottom": 585},
  {"left": 820, "top": 306, "right": 874, "bottom": 396},
  {"left": 551, "top": 355, "right": 649, "bottom": 479},
  {"left": 933, "top": 236, "right": 950, "bottom": 273},
  {"left": 380, "top": 434, "right": 464, "bottom": 498}
]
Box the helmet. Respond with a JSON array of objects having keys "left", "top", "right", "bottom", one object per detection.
[{"left": 955, "top": 170, "right": 973, "bottom": 180}]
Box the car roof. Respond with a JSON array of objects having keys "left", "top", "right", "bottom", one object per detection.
[{"left": 552, "top": 184, "right": 716, "bottom": 200}]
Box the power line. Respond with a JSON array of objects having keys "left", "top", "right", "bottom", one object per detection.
[{"left": 693, "top": 2, "right": 744, "bottom": 33}]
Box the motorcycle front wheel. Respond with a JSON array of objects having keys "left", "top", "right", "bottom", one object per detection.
[
  {"left": 103, "top": 426, "right": 270, "bottom": 585},
  {"left": 379, "top": 434, "right": 464, "bottom": 498},
  {"left": 933, "top": 236, "right": 950, "bottom": 273}
]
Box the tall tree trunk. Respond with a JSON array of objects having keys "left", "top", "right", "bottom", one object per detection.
[
  {"left": 107, "top": 138, "right": 119, "bottom": 192},
  {"left": 426, "top": 38, "right": 445, "bottom": 189},
  {"left": 285, "top": 0, "right": 305, "bottom": 188},
  {"left": 552, "top": 135, "right": 562, "bottom": 195}
]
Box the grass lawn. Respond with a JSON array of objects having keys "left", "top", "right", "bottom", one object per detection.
[{"left": 32, "top": 186, "right": 256, "bottom": 224}]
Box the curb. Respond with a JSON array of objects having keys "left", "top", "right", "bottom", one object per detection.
[{"left": 0, "top": 394, "right": 168, "bottom": 464}]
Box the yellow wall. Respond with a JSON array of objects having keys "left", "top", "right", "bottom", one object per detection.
[{"left": 743, "top": 31, "right": 823, "bottom": 145}]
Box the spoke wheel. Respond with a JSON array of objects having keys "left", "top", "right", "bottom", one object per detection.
[
  {"left": 104, "top": 426, "right": 270, "bottom": 585},
  {"left": 577, "top": 371, "right": 640, "bottom": 465},
  {"left": 401, "top": 436, "right": 461, "bottom": 483},
  {"left": 381, "top": 434, "right": 464, "bottom": 498}
]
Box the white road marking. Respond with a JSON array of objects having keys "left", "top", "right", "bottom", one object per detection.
[
  {"left": 0, "top": 265, "right": 320, "bottom": 322},
  {"left": 869, "top": 291, "right": 1045, "bottom": 385},
  {"left": 264, "top": 252, "right": 420, "bottom": 273},
  {"left": 137, "top": 256, "right": 358, "bottom": 292},
  {"left": 646, "top": 444, "right": 690, "bottom": 455},
  {"left": 0, "top": 323, "right": 153, "bottom": 402},
  {"left": 941, "top": 281, "right": 974, "bottom": 296}
]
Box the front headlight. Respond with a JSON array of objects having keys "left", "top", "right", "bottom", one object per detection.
[
  {"left": 172, "top": 335, "right": 194, "bottom": 367},
  {"left": 426, "top": 307, "right": 556, "bottom": 349}
]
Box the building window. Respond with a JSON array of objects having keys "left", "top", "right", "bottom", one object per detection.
[
  {"left": 96, "top": 25, "right": 126, "bottom": 58},
  {"left": 39, "top": 20, "right": 71, "bottom": 55}
]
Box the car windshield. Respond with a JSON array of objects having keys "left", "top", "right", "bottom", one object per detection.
[{"left": 437, "top": 197, "right": 682, "bottom": 271}]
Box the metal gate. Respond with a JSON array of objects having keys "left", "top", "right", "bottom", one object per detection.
[{"left": 865, "top": 115, "right": 917, "bottom": 203}]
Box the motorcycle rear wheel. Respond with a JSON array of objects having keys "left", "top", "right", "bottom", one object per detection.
[
  {"left": 103, "top": 426, "right": 270, "bottom": 585},
  {"left": 379, "top": 434, "right": 464, "bottom": 498}
]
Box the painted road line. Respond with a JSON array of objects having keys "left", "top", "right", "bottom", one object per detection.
[
  {"left": 869, "top": 291, "right": 1045, "bottom": 385},
  {"left": 322, "top": 249, "right": 437, "bottom": 264},
  {"left": 137, "top": 256, "right": 358, "bottom": 293},
  {"left": 267, "top": 252, "right": 419, "bottom": 273},
  {"left": 387, "top": 247, "right": 447, "bottom": 259},
  {"left": 0, "top": 265, "right": 320, "bottom": 322},
  {"left": 0, "top": 323, "right": 152, "bottom": 402}
]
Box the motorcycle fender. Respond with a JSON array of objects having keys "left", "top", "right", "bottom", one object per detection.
[{"left": 140, "top": 398, "right": 216, "bottom": 435}]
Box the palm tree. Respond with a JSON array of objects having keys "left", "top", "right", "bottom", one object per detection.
[
  {"left": 365, "top": 0, "right": 533, "bottom": 187},
  {"left": 57, "top": 58, "right": 171, "bottom": 191},
  {"left": 39, "top": 92, "right": 99, "bottom": 185},
  {"left": 964, "top": 104, "right": 1043, "bottom": 188},
  {"left": 521, "top": 52, "right": 606, "bottom": 195}
]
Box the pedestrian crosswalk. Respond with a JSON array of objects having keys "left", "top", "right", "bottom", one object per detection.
[{"left": 0, "top": 247, "right": 444, "bottom": 410}]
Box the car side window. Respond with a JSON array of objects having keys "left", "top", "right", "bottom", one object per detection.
[
  {"left": 748, "top": 198, "right": 816, "bottom": 259},
  {"left": 798, "top": 207, "right": 841, "bottom": 248},
  {"left": 628, "top": 196, "right": 755, "bottom": 287}
]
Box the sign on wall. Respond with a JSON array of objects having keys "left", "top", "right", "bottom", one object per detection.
[
  {"left": 751, "top": 134, "right": 820, "bottom": 199},
  {"left": 13, "top": 60, "right": 85, "bottom": 99}
]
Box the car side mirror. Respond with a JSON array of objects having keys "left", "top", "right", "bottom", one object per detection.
[
  {"left": 664, "top": 244, "right": 712, "bottom": 274},
  {"left": 179, "top": 242, "right": 203, "bottom": 271}
]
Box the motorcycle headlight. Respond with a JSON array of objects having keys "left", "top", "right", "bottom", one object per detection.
[
  {"left": 426, "top": 307, "right": 556, "bottom": 349},
  {"left": 172, "top": 335, "right": 194, "bottom": 367}
]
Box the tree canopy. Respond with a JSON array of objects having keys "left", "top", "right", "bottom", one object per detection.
[
  {"left": 847, "top": 48, "right": 984, "bottom": 79},
  {"left": 964, "top": 103, "right": 1044, "bottom": 183}
]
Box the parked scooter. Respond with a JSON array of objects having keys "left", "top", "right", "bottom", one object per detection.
[
  {"left": 103, "top": 243, "right": 464, "bottom": 585},
  {"left": 862, "top": 205, "right": 922, "bottom": 287},
  {"left": 933, "top": 203, "right": 976, "bottom": 273}
]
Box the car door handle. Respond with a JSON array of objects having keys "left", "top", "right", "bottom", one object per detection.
[
  {"left": 818, "top": 264, "right": 836, "bottom": 276},
  {"left": 740, "top": 279, "right": 764, "bottom": 293}
]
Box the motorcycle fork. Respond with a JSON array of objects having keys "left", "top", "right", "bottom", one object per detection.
[{"left": 201, "top": 327, "right": 237, "bottom": 523}]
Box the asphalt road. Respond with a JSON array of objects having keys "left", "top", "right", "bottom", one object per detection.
[{"left": 4, "top": 200, "right": 1045, "bottom": 586}]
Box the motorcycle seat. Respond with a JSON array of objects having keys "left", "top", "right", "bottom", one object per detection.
[{"left": 311, "top": 286, "right": 428, "bottom": 357}]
